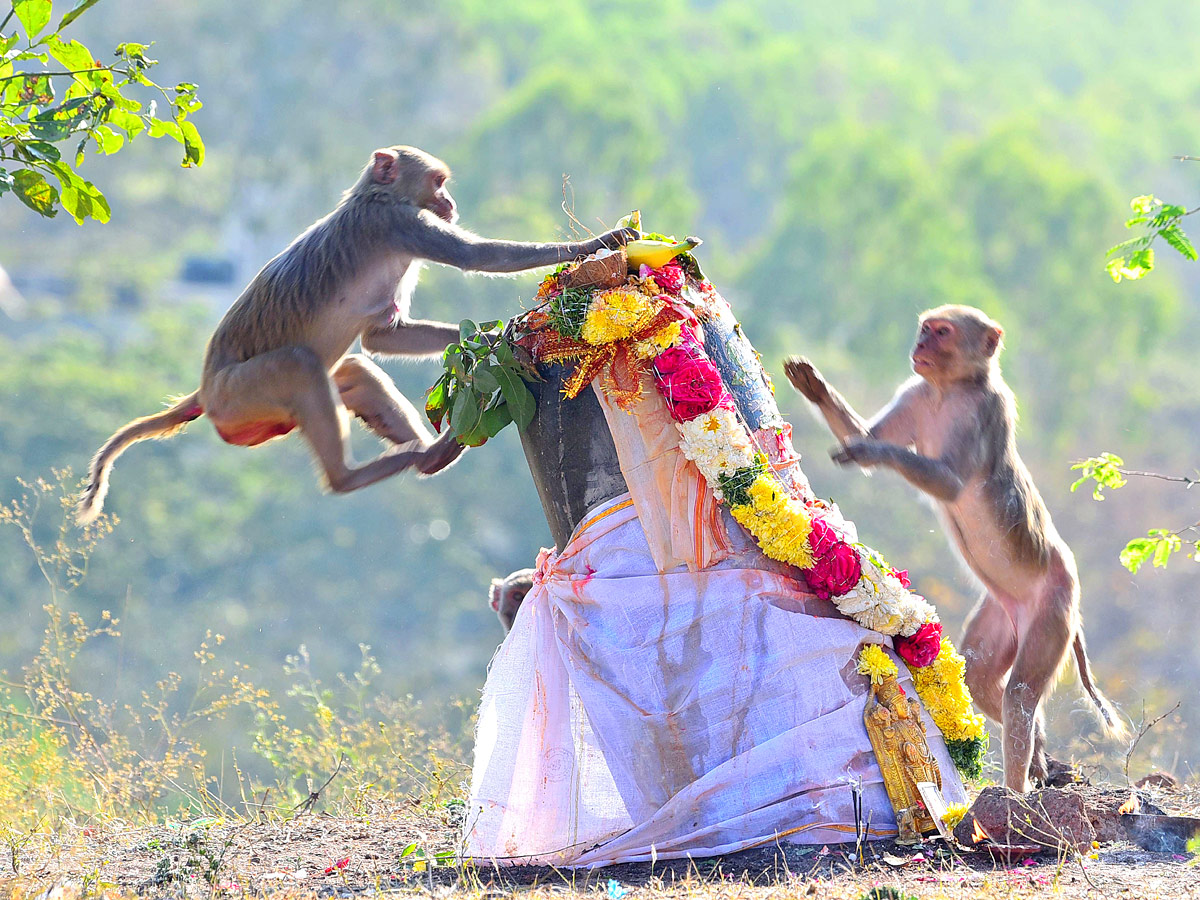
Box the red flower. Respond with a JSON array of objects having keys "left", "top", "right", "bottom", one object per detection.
[
  {"left": 892, "top": 568, "right": 912, "bottom": 589},
  {"left": 642, "top": 262, "right": 686, "bottom": 294},
  {"left": 895, "top": 620, "right": 942, "bottom": 668},
  {"left": 806, "top": 513, "right": 864, "bottom": 600},
  {"left": 652, "top": 341, "right": 731, "bottom": 422},
  {"left": 805, "top": 515, "right": 862, "bottom": 598},
  {"left": 324, "top": 857, "right": 350, "bottom": 875}
]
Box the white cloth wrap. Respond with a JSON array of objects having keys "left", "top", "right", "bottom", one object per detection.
[{"left": 463, "top": 494, "right": 967, "bottom": 867}]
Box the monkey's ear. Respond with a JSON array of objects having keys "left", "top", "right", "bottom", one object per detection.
[
  {"left": 371, "top": 149, "right": 400, "bottom": 185},
  {"left": 983, "top": 326, "right": 1004, "bottom": 358}
]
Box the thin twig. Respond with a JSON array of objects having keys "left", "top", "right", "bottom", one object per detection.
[
  {"left": 1123, "top": 700, "right": 1181, "bottom": 783},
  {"left": 292, "top": 753, "right": 347, "bottom": 815},
  {"left": 1117, "top": 467, "right": 1200, "bottom": 487},
  {"left": 560, "top": 175, "right": 594, "bottom": 239}
]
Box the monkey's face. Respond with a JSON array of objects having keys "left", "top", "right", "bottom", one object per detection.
[
  {"left": 911, "top": 316, "right": 957, "bottom": 378},
  {"left": 423, "top": 167, "right": 458, "bottom": 224}
]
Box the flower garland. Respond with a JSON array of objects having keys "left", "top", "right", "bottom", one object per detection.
[{"left": 521, "top": 252, "right": 988, "bottom": 778}]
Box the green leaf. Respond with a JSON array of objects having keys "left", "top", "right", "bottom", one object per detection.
[
  {"left": 11, "top": 168, "right": 58, "bottom": 217},
  {"left": 471, "top": 364, "right": 500, "bottom": 393},
  {"left": 107, "top": 108, "right": 145, "bottom": 138},
  {"left": 92, "top": 124, "right": 123, "bottom": 155},
  {"left": 56, "top": 0, "right": 102, "bottom": 31},
  {"left": 1106, "top": 236, "right": 1146, "bottom": 257},
  {"left": 399, "top": 843, "right": 418, "bottom": 859},
  {"left": 147, "top": 117, "right": 182, "bottom": 141},
  {"left": 1148, "top": 529, "right": 1182, "bottom": 569},
  {"left": 424, "top": 378, "right": 449, "bottom": 430},
  {"left": 0, "top": 33, "right": 20, "bottom": 55},
  {"left": 1129, "top": 194, "right": 1158, "bottom": 216},
  {"left": 13, "top": 0, "right": 53, "bottom": 40},
  {"left": 46, "top": 35, "right": 94, "bottom": 71},
  {"left": 1069, "top": 452, "right": 1126, "bottom": 499},
  {"left": 448, "top": 387, "right": 483, "bottom": 439},
  {"left": 1159, "top": 224, "right": 1198, "bottom": 261},
  {"left": 178, "top": 118, "right": 203, "bottom": 166},
  {"left": 22, "top": 140, "right": 60, "bottom": 162},
  {"left": 459, "top": 319, "right": 479, "bottom": 342},
  {"left": 1119, "top": 539, "right": 1156, "bottom": 574},
  {"left": 495, "top": 366, "right": 536, "bottom": 431},
  {"left": 479, "top": 404, "right": 513, "bottom": 438}
]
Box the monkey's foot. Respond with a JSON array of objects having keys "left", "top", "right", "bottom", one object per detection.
[
  {"left": 1039, "top": 755, "right": 1086, "bottom": 788},
  {"left": 416, "top": 431, "right": 466, "bottom": 475}
]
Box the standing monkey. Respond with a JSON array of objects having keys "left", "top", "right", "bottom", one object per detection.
[
  {"left": 77, "top": 146, "right": 636, "bottom": 522},
  {"left": 783, "top": 305, "right": 1125, "bottom": 792}
]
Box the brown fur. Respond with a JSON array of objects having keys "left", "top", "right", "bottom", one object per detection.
[
  {"left": 79, "top": 145, "right": 637, "bottom": 523},
  {"left": 784, "top": 305, "right": 1125, "bottom": 791}
]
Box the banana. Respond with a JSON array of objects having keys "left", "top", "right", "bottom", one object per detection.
[
  {"left": 615, "top": 209, "right": 642, "bottom": 231},
  {"left": 626, "top": 236, "right": 702, "bottom": 270}
]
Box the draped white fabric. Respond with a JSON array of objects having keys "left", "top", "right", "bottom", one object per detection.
[{"left": 463, "top": 494, "right": 967, "bottom": 867}]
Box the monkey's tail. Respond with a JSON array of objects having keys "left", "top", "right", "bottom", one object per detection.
[
  {"left": 1073, "top": 627, "right": 1129, "bottom": 741},
  {"left": 76, "top": 391, "right": 204, "bottom": 525}
]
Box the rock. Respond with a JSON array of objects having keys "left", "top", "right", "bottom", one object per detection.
[
  {"left": 953, "top": 786, "right": 1096, "bottom": 853},
  {"left": 1135, "top": 771, "right": 1179, "bottom": 789}
]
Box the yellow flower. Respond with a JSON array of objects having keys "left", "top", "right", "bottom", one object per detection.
[
  {"left": 857, "top": 644, "right": 898, "bottom": 685},
  {"left": 632, "top": 320, "right": 683, "bottom": 359},
  {"left": 730, "top": 475, "right": 814, "bottom": 569},
  {"left": 581, "top": 288, "right": 660, "bottom": 345},
  {"left": 942, "top": 802, "right": 968, "bottom": 829},
  {"left": 907, "top": 639, "right": 986, "bottom": 742}
]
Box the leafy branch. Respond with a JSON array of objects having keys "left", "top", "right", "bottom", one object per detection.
[
  {"left": 1070, "top": 452, "right": 1199, "bottom": 572},
  {"left": 0, "top": 0, "right": 205, "bottom": 223},
  {"left": 1104, "top": 193, "right": 1197, "bottom": 282},
  {"left": 424, "top": 319, "right": 537, "bottom": 448}
]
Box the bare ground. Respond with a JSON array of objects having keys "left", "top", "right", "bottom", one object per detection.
[{"left": 1, "top": 784, "right": 1196, "bottom": 899}]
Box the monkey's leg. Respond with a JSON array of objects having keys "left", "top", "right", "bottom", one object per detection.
[
  {"left": 335, "top": 354, "right": 432, "bottom": 447},
  {"left": 205, "top": 348, "right": 422, "bottom": 493},
  {"left": 334, "top": 354, "right": 464, "bottom": 475},
  {"left": 960, "top": 593, "right": 1016, "bottom": 725},
  {"left": 1002, "top": 597, "right": 1072, "bottom": 793}
]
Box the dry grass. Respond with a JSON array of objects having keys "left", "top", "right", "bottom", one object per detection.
[{"left": 0, "top": 474, "right": 1196, "bottom": 899}]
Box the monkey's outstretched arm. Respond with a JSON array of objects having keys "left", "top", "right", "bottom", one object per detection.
[
  {"left": 362, "top": 319, "right": 459, "bottom": 357},
  {"left": 784, "top": 357, "right": 918, "bottom": 445},
  {"left": 399, "top": 212, "right": 637, "bottom": 273},
  {"left": 784, "top": 356, "right": 870, "bottom": 442},
  {"left": 832, "top": 438, "right": 970, "bottom": 502}
]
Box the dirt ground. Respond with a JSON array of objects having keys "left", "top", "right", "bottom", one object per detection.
[{"left": 1, "top": 783, "right": 1196, "bottom": 899}]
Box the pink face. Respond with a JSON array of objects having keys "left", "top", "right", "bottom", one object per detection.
[
  {"left": 427, "top": 169, "right": 458, "bottom": 224},
  {"left": 911, "top": 317, "right": 956, "bottom": 374}
]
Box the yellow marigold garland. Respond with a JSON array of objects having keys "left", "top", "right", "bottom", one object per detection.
[
  {"left": 729, "top": 474, "right": 814, "bottom": 569},
  {"left": 907, "top": 638, "right": 987, "bottom": 744}
]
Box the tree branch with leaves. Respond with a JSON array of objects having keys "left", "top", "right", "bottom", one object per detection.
[
  {"left": 1070, "top": 453, "right": 1199, "bottom": 572},
  {"left": 0, "top": 0, "right": 204, "bottom": 224}
]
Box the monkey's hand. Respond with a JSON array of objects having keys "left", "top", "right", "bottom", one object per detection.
[
  {"left": 831, "top": 437, "right": 888, "bottom": 469},
  {"left": 783, "top": 356, "right": 830, "bottom": 405},
  {"left": 582, "top": 226, "right": 640, "bottom": 256}
]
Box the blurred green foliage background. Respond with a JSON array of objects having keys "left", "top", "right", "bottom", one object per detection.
[{"left": 1, "top": 0, "right": 1196, "bottom": 784}]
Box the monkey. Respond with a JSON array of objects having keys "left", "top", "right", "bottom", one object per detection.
[
  {"left": 489, "top": 568, "right": 534, "bottom": 632},
  {"left": 77, "top": 146, "right": 637, "bottom": 523},
  {"left": 783, "top": 305, "right": 1126, "bottom": 792}
]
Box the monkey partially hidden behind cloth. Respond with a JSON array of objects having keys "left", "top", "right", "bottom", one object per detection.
[
  {"left": 784, "top": 305, "right": 1126, "bottom": 792},
  {"left": 76, "top": 146, "right": 637, "bottom": 524}
]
